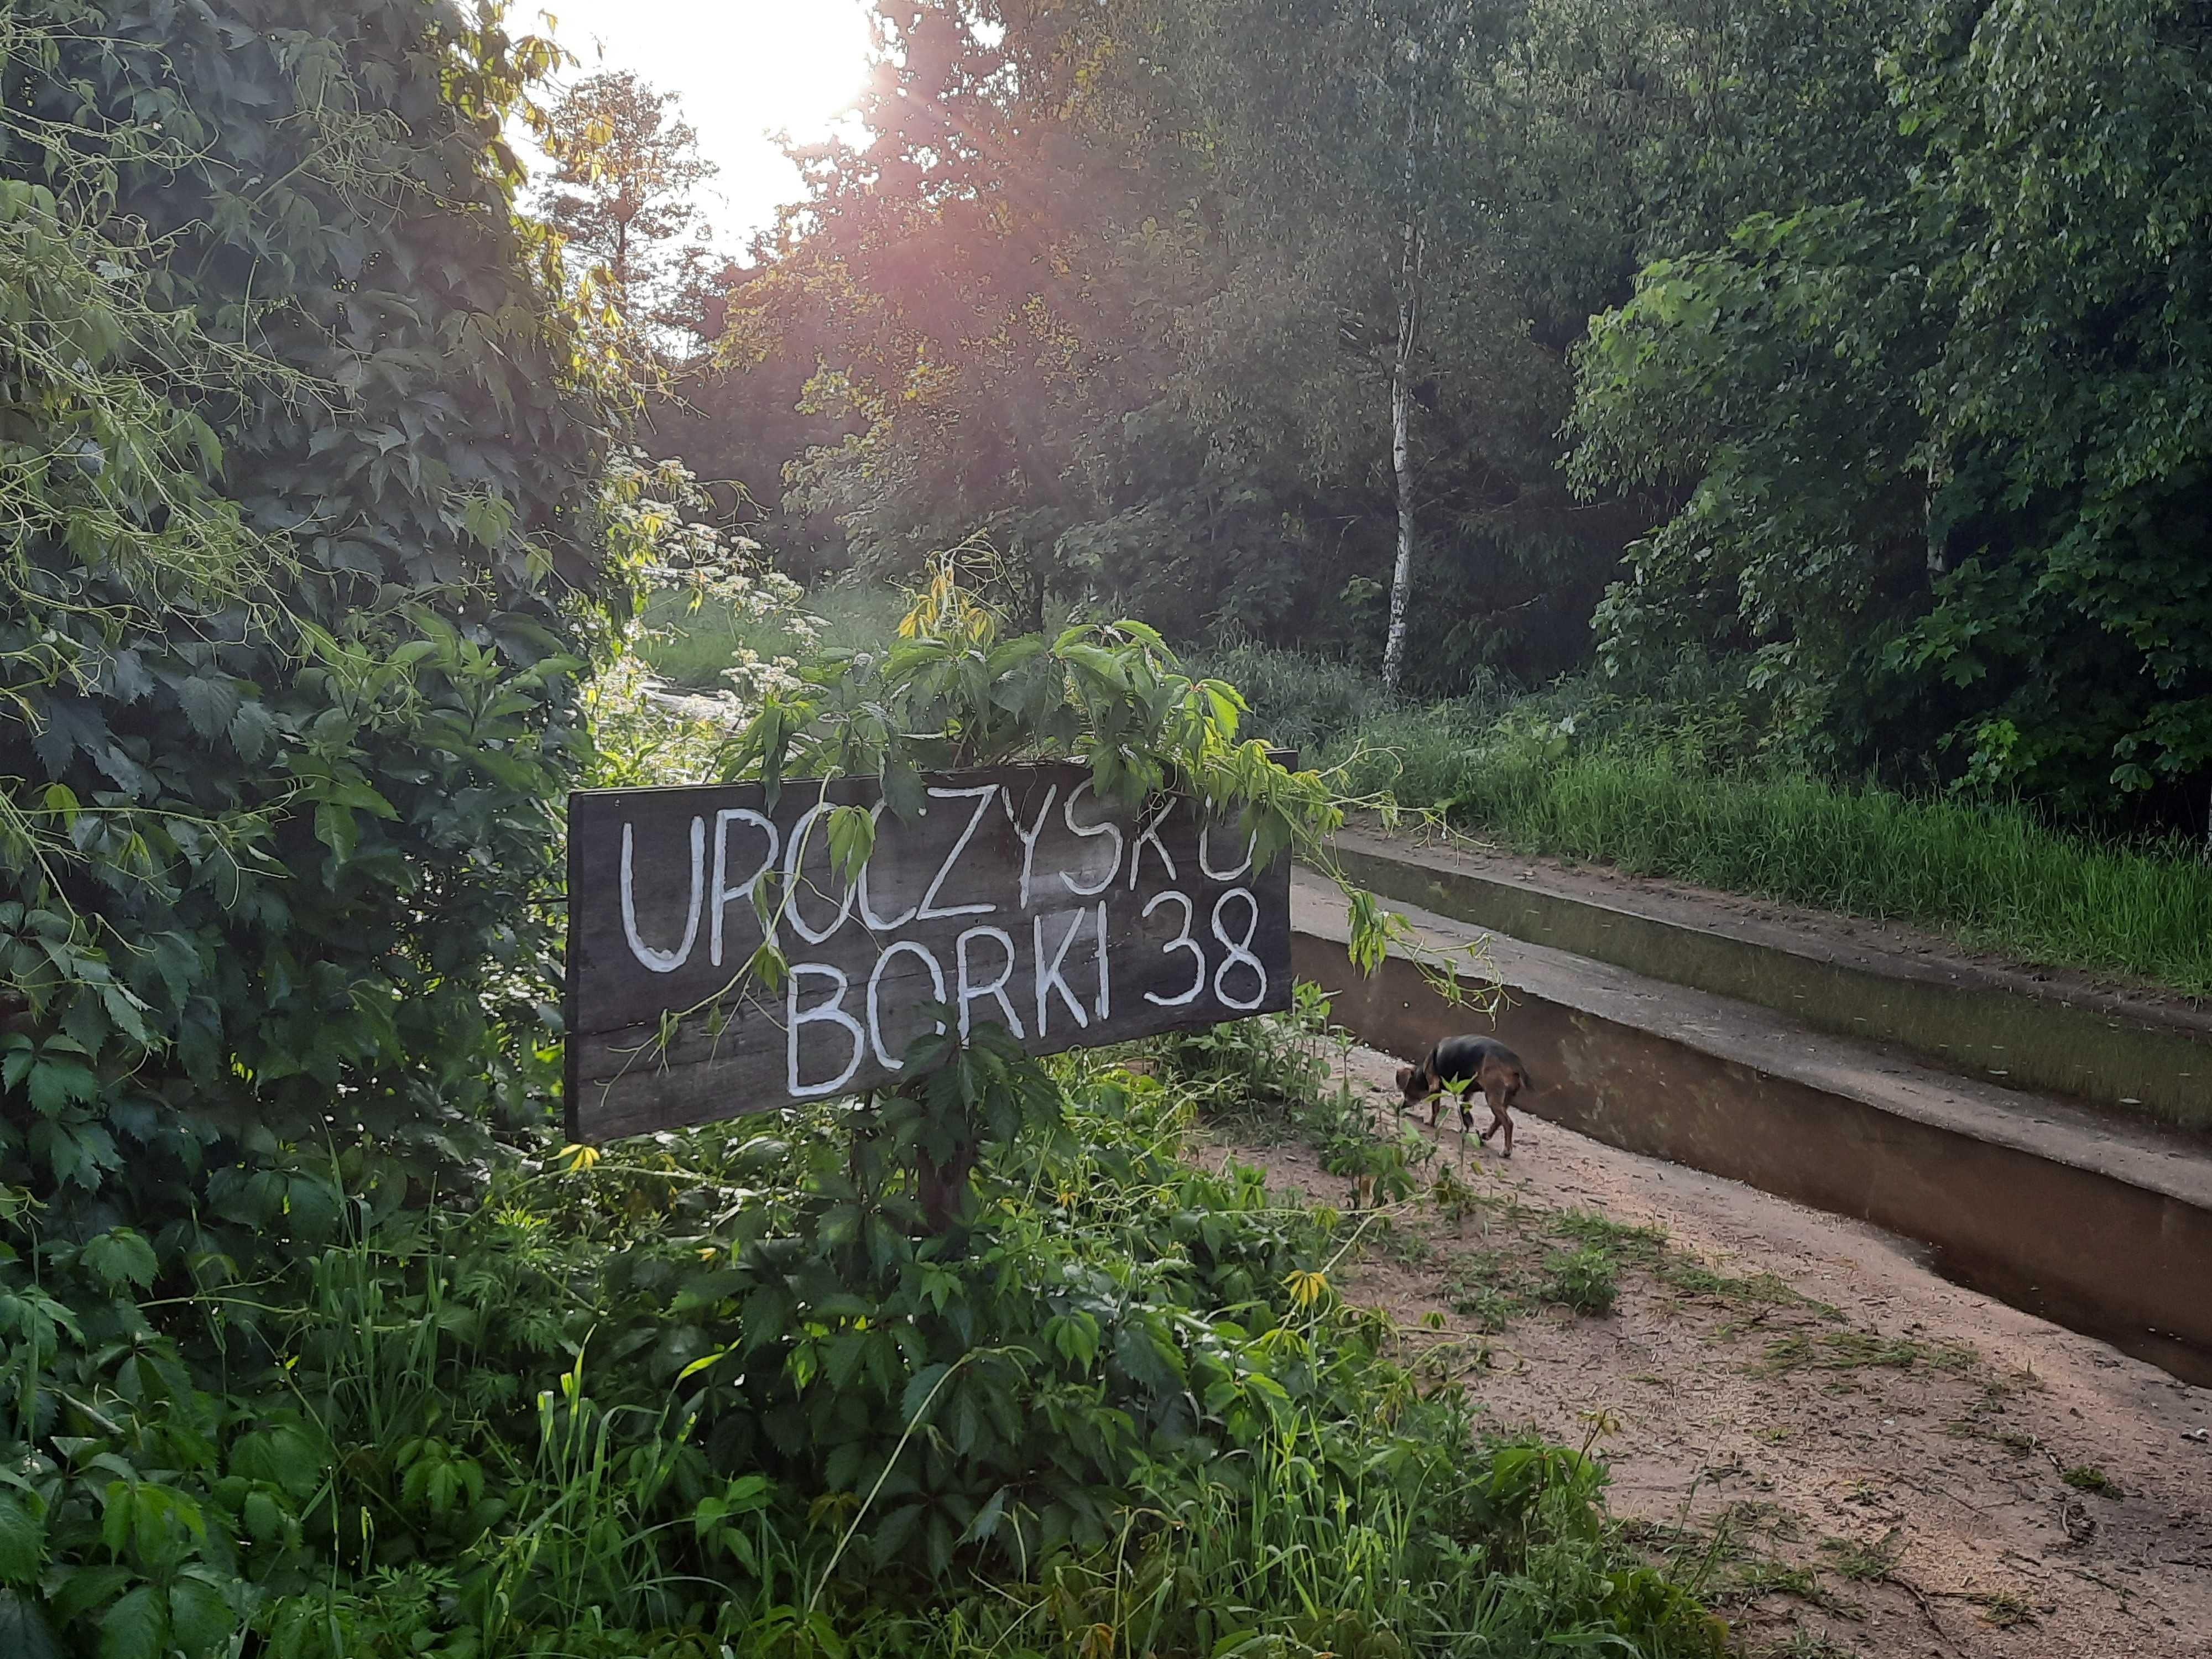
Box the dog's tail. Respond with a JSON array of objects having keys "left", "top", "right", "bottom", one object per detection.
[{"left": 1515, "top": 1061, "right": 1537, "bottom": 1094}]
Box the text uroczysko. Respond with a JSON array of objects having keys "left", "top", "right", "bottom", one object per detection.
[{"left": 565, "top": 761, "right": 1293, "bottom": 1140}]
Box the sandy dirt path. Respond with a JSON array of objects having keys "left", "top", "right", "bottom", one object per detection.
[{"left": 1196, "top": 1047, "right": 2212, "bottom": 1658}]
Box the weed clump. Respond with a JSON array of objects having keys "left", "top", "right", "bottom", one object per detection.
[{"left": 2062, "top": 1464, "right": 2123, "bottom": 1498}]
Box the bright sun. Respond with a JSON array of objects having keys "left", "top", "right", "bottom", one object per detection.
[{"left": 533, "top": 0, "right": 874, "bottom": 243}]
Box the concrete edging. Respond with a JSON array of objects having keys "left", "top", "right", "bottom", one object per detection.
[
  {"left": 1324, "top": 828, "right": 2212, "bottom": 1134},
  {"left": 1292, "top": 873, "right": 2212, "bottom": 1385}
]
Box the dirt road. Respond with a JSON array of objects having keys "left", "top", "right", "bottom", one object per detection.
[{"left": 1198, "top": 1047, "right": 2212, "bottom": 1658}]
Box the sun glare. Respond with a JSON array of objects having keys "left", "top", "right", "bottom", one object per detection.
[
  {"left": 535, "top": 0, "right": 874, "bottom": 240},
  {"left": 742, "top": 11, "right": 874, "bottom": 139}
]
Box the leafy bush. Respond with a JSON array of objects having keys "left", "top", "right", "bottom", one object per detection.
[
  {"left": 0, "top": 1046, "right": 1724, "bottom": 1658},
  {"left": 1, "top": 0, "right": 627, "bottom": 1251},
  {"left": 638, "top": 579, "right": 909, "bottom": 694}
]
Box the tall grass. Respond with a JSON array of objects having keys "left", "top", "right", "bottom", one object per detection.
[
  {"left": 1323, "top": 706, "right": 2212, "bottom": 995},
  {"left": 1184, "top": 643, "right": 2212, "bottom": 996}
]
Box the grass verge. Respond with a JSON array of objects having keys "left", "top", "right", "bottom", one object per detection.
[{"left": 1194, "top": 639, "right": 2212, "bottom": 997}]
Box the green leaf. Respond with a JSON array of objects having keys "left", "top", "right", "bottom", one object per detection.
[
  {"left": 98, "top": 1585, "right": 166, "bottom": 1659},
  {"left": 456, "top": 488, "right": 517, "bottom": 550},
  {"left": 0, "top": 1593, "right": 64, "bottom": 1659},
  {"left": 901, "top": 1361, "right": 951, "bottom": 1425},
  {"left": 81, "top": 1229, "right": 158, "bottom": 1293},
  {"left": 960, "top": 1485, "right": 1009, "bottom": 1546},
  {"left": 744, "top": 940, "right": 788, "bottom": 997},
  {"left": 176, "top": 677, "right": 243, "bottom": 742},
  {"left": 0, "top": 1496, "right": 44, "bottom": 1585},
  {"left": 166, "top": 1577, "right": 232, "bottom": 1653},
  {"left": 227, "top": 700, "right": 279, "bottom": 764},
  {"left": 825, "top": 804, "right": 875, "bottom": 885},
  {"left": 27, "top": 1058, "right": 99, "bottom": 1118},
  {"left": 312, "top": 802, "right": 359, "bottom": 862},
  {"left": 881, "top": 759, "right": 926, "bottom": 822},
  {"left": 239, "top": 1491, "right": 282, "bottom": 1545}
]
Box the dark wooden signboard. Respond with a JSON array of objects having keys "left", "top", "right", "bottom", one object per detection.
[{"left": 565, "top": 760, "right": 1295, "bottom": 1141}]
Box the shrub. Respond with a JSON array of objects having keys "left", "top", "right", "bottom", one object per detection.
[{"left": 1, "top": 0, "right": 622, "bottom": 1252}]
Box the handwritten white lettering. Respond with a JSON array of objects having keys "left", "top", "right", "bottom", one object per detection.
[
  {"left": 1198, "top": 821, "right": 1256, "bottom": 881},
  {"left": 710, "top": 809, "right": 778, "bottom": 968},
  {"left": 1033, "top": 909, "right": 1091, "bottom": 1036},
  {"left": 1004, "top": 783, "right": 1058, "bottom": 909},
  {"left": 920, "top": 785, "right": 999, "bottom": 920},
  {"left": 1058, "top": 782, "right": 1124, "bottom": 897},
  {"left": 782, "top": 803, "right": 857, "bottom": 945},
  {"left": 856, "top": 802, "right": 917, "bottom": 931},
  {"left": 1141, "top": 889, "right": 1204, "bottom": 1008},
  {"left": 1094, "top": 901, "right": 1110, "bottom": 1019},
  {"left": 955, "top": 925, "right": 1025, "bottom": 1039},
  {"left": 867, "top": 941, "right": 947, "bottom": 1070},
  {"left": 1210, "top": 887, "right": 1267, "bottom": 1011},
  {"left": 621, "top": 817, "right": 703, "bottom": 974},
  {"left": 787, "top": 963, "right": 865, "bottom": 1098},
  {"left": 1127, "top": 796, "right": 1177, "bottom": 890}
]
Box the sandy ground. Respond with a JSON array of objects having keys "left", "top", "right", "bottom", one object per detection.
[{"left": 1197, "top": 1047, "right": 2212, "bottom": 1659}]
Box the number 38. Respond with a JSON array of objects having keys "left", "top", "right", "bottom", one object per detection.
[{"left": 1141, "top": 886, "right": 1268, "bottom": 1013}]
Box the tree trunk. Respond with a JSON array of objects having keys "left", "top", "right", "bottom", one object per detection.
[
  {"left": 915, "top": 1140, "right": 978, "bottom": 1233},
  {"left": 1380, "top": 3, "right": 1462, "bottom": 697},
  {"left": 1382, "top": 218, "right": 1423, "bottom": 698},
  {"left": 1381, "top": 21, "right": 1436, "bottom": 700}
]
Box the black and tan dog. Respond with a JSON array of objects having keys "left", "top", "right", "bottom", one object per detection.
[{"left": 1395, "top": 1035, "right": 1535, "bottom": 1158}]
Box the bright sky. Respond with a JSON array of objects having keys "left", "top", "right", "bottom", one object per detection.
[{"left": 527, "top": 0, "right": 875, "bottom": 250}]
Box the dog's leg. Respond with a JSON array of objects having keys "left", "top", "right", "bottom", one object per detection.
[{"left": 1490, "top": 1082, "right": 1516, "bottom": 1159}]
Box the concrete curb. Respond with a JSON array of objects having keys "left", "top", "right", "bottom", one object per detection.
[
  {"left": 1324, "top": 828, "right": 2212, "bottom": 1135},
  {"left": 1292, "top": 872, "right": 2212, "bottom": 1384}
]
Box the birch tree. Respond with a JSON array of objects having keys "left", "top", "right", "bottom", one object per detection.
[{"left": 1382, "top": 3, "right": 1467, "bottom": 695}]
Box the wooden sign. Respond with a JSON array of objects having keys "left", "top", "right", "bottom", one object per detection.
[{"left": 565, "top": 760, "right": 1295, "bottom": 1141}]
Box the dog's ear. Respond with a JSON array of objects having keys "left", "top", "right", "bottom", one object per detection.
[{"left": 1394, "top": 1066, "right": 1415, "bottom": 1094}]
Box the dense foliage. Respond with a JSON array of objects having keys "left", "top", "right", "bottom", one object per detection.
[
  {"left": 12, "top": 0, "right": 2201, "bottom": 1648},
  {"left": 1, "top": 1006, "right": 1725, "bottom": 1658},
  {"left": 1573, "top": 0, "right": 2212, "bottom": 818},
  {"left": 672, "top": 0, "right": 2212, "bottom": 827},
  {"left": 0, "top": 0, "right": 634, "bottom": 1254},
  {"left": 0, "top": 2, "right": 636, "bottom": 1639}
]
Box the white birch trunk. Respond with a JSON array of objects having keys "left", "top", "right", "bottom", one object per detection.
[
  {"left": 1380, "top": 54, "right": 1428, "bottom": 699},
  {"left": 1383, "top": 265, "right": 1420, "bottom": 697}
]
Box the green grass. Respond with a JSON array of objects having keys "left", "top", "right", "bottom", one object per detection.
[
  {"left": 638, "top": 580, "right": 909, "bottom": 691},
  {"left": 1538, "top": 1244, "right": 1623, "bottom": 1315},
  {"left": 1819, "top": 1529, "right": 1902, "bottom": 1583},
  {"left": 2062, "top": 1463, "right": 2123, "bottom": 1498},
  {"left": 1204, "top": 644, "right": 2212, "bottom": 997},
  {"left": 1445, "top": 1239, "right": 1623, "bottom": 1325}
]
